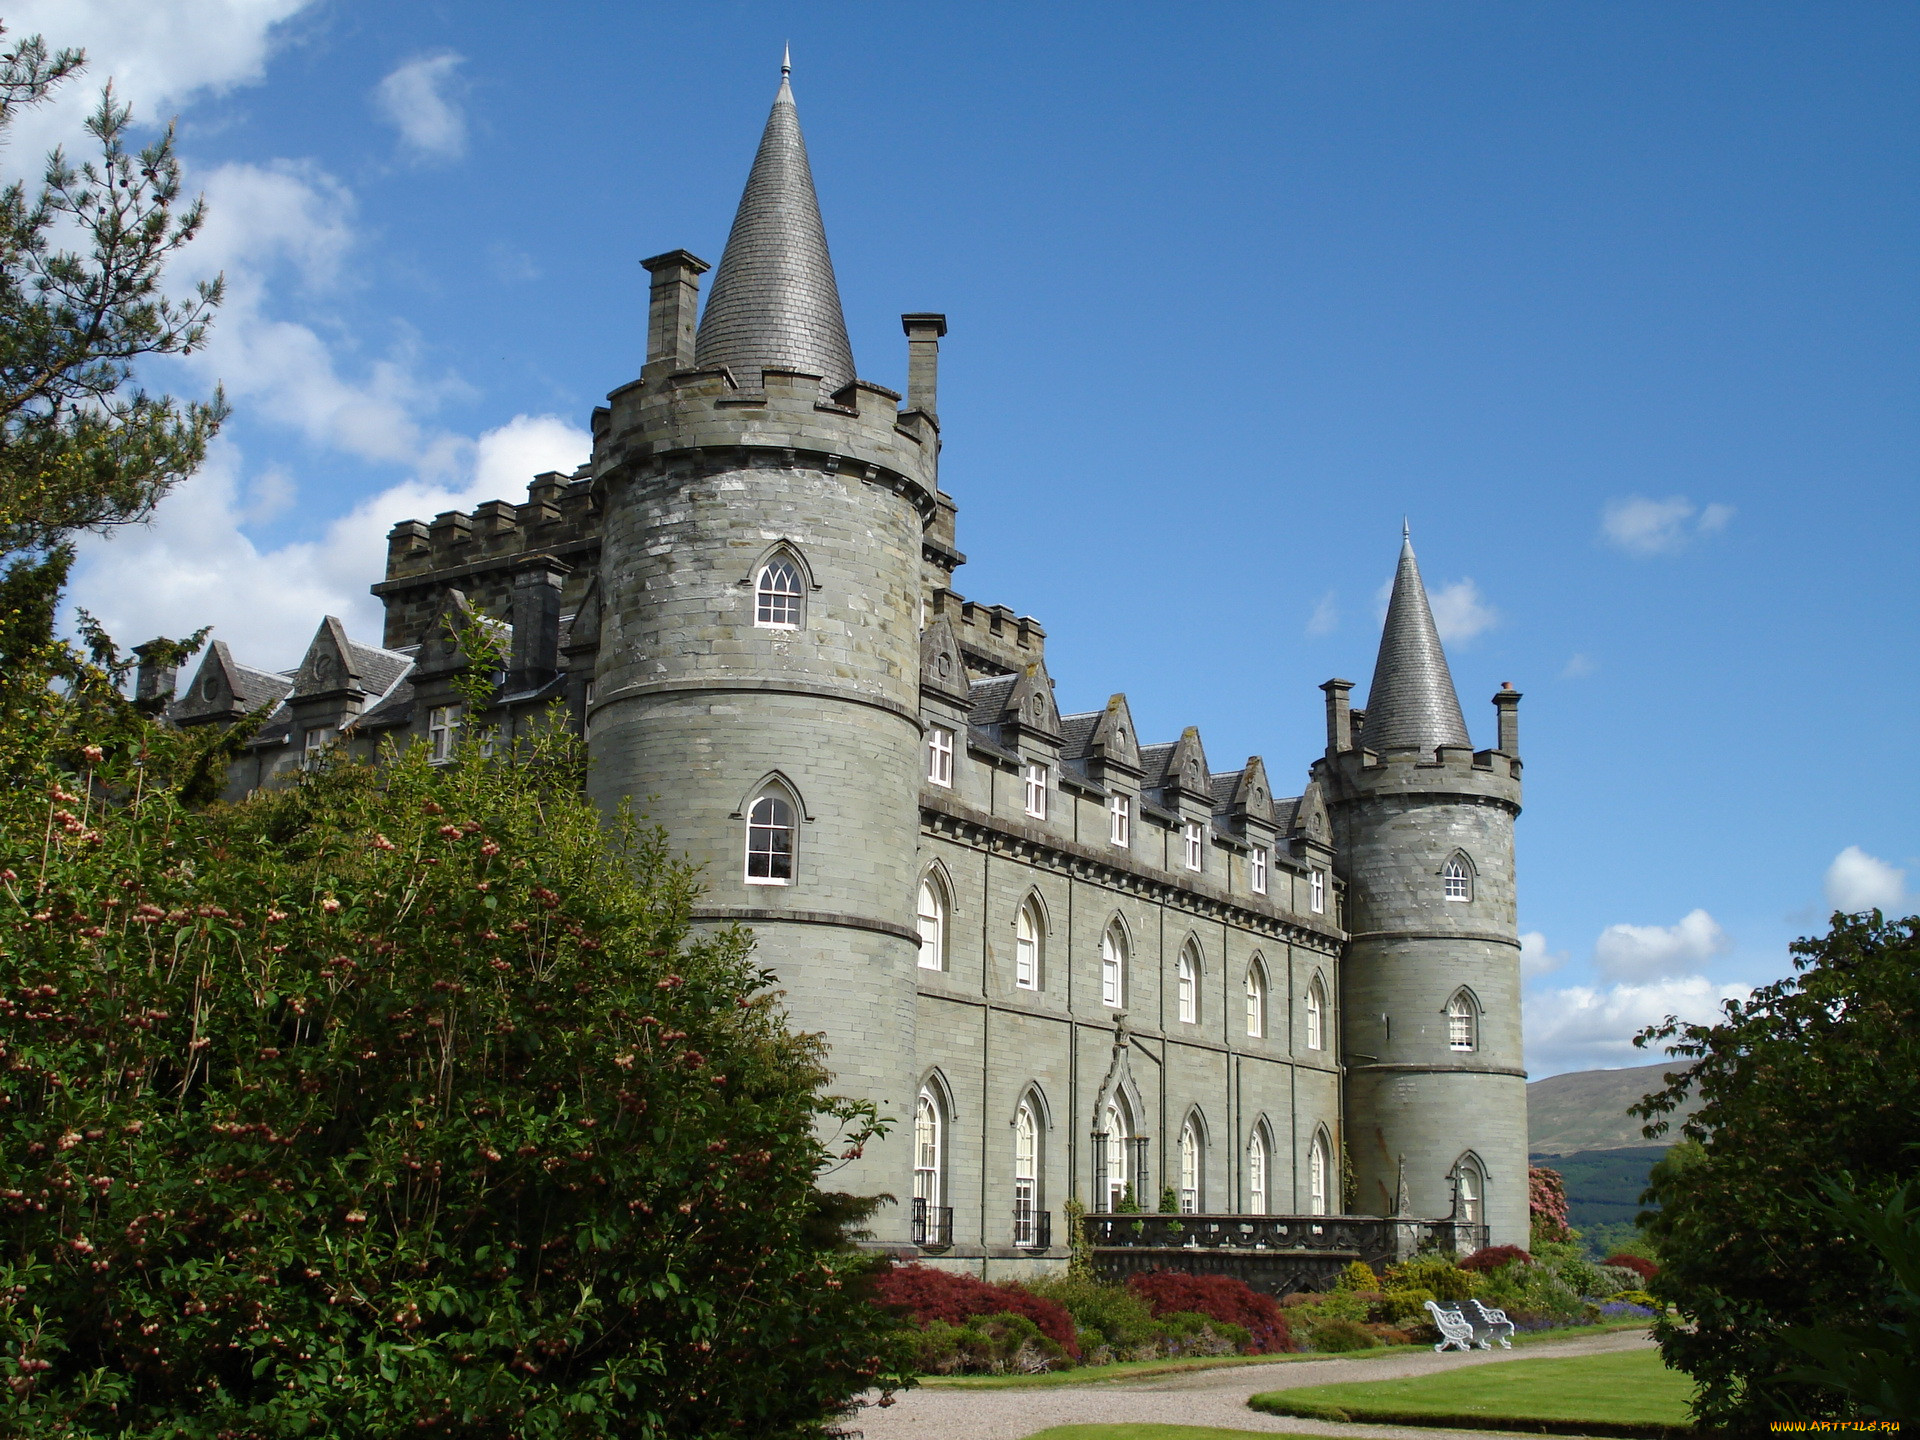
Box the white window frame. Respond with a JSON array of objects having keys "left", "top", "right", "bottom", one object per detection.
[
  {"left": 1245, "top": 962, "right": 1266, "bottom": 1039},
  {"left": 302, "top": 726, "right": 331, "bottom": 769},
  {"left": 1023, "top": 762, "right": 1048, "bottom": 820},
  {"left": 744, "top": 791, "right": 796, "bottom": 885},
  {"left": 427, "top": 704, "right": 460, "bottom": 764},
  {"left": 1103, "top": 1101, "right": 1130, "bottom": 1212},
  {"left": 754, "top": 557, "right": 804, "bottom": 630},
  {"left": 1013, "top": 1101, "right": 1040, "bottom": 1246},
  {"left": 1309, "top": 1132, "right": 1330, "bottom": 1216},
  {"left": 1179, "top": 1119, "right": 1202, "bottom": 1214},
  {"left": 1306, "top": 975, "right": 1326, "bottom": 1051},
  {"left": 914, "top": 1089, "right": 942, "bottom": 1212},
  {"left": 1456, "top": 1156, "right": 1484, "bottom": 1227},
  {"left": 1183, "top": 820, "right": 1204, "bottom": 872},
  {"left": 1108, "top": 793, "right": 1130, "bottom": 847},
  {"left": 1310, "top": 869, "right": 1325, "bottom": 914},
  {"left": 1448, "top": 991, "right": 1478, "bottom": 1051},
  {"left": 1176, "top": 947, "right": 1198, "bottom": 1025},
  {"left": 917, "top": 876, "right": 947, "bottom": 971},
  {"left": 1443, "top": 856, "right": 1472, "bottom": 902},
  {"left": 1015, "top": 900, "right": 1043, "bottom": 991},
  {"left": 927, "top": 725, "right": 954, "bottom": 787},
  {"left": 1100, "top": 925, "right": 1126, "bottom": 1009},
  {"left": 1250, "top": 846, "right": 1268, "bottom": 895}
]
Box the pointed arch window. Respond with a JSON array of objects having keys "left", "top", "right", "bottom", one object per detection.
[
  {"left": 917, "top": 874, "right": 949, "bottom": 972},
  {"left": 1245, "top": 959, "right": 1268, "bottom": 1039},
  {"left": 1013, "top": 1098, "right": 1042, "bottom": 1247},
  {"left": 1454, "top": 1153, "right": 1486, "bottom": 1235},
  {"left": 1248, "top": 1124, "right": 1272, "bottom": 1215},
  {"left": 1443, "top": 854, "right": 1473, "bottom": 903},
  {"left": 1176, "top": 944, "right": 1199, "bottom": 1025},
  {"left": 1098, "top": 1099, "right": 1133, "bottom": 1212},
  {"left": 913, "top": 1087, "right": 950, "bottom": 1246},
  {"left": 1100, "top": 923, "right": 1127, "bottom": 1009},
  {"left": 1447, "top": 989, "right": 1478, "bottom": 1052},
  {"left": 1308, "top": 1130, "right": 1331, "bottom": 1216},
  {"left": 745, "top": 785, "right": 796, "bottom": 885},
  {"left": 1015, "top": 898, "right": 1044, "bottom": 991},
  {"left": 1179, "top": 1117, "right": 1203, "bottom": 1214},
  {"left": 754, "top": 556, "right": 805, "bottom": 629},
  {"left": 1305, "top": 973, "right": 1327, "bottom": 1052}
]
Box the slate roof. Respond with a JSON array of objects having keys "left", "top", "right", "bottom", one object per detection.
[
  {"left": 1363, "top": 528, "right": 1470, "bottom": 753},
  {"left": 1210, "top": 771, "right": 1242, "bottom": 808},
  {"left": 1273, "top": 796, "right": 1302, "bottom": 833},
  {"left": 344, "top": 640, "right": 413, "bottom": 699},
  {"left": 1137, "top": 743, "right": 1176, "bottom": 790},
  {"left": 693, "top": 66, "right": 855, "bottom": 393},
  {"left": 1058, "top": 711, "right": 1101, "bottom": 760},
  {"left": 354, "top": 679, "right": 416, "bottom": 731},
  {"left": 968, "top": 675, "right": 1016, "bottom": 728}
]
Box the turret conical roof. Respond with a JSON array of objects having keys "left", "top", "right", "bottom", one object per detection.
[
  {"left": 694, "top": 62, "right": 855, "bottom": 393},
  {"left": 1363, "top": 527, "right": 1471, "bottom": 754}
]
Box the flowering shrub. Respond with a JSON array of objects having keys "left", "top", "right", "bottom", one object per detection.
[
  {"left": 871, "top": 1265, "right": 1078, "bottom": 1357},
  {"left": 0, "top": 634, "right": 914, "bottom": 1437},
  {"left": 1599, "top": 1300, "right": 1658, "bottom": 1320},
  {"left": 1126, "top": 1270, "right": 1291, "bottom": 1353},
  {"left": 1459, "top": 1244, "right": 1533, "bottom": 1273},
  {"left": 1606, "top": 1252, "right": 1659, "bottom": 1282},
  {"left": 1529, "top": 1164, "right": 1571, "bottom": 1244}
]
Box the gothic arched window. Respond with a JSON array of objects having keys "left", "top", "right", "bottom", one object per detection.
[
  {"left": 1015, "top": 898, "right": 1045, "bottom": 991},
  {"left": 1246, "top": 959, "right": 1268, "bottom": 1039},
  {"left": 1100, "top": 1098, "right": 1132, "bottom": 1212},
  {"left": 1179, "top": 1116, "right": 1203, "bottom": 1213},
  {"left": 1248, "top": 1123, "right": 1272, "bottom": 1215},
  {"left": 913, "top": 1086, "right": 948, "bottom": 1245},
  {"left": 744, "top": 787, "right": 796, "bottom": 885},
  {"left": 1447, "top": 988, "right": 1479, "bottom": 1052},
  {"left": 1176, "top": 944, "right": 1199, "bottom": 1025},
  {"left": 1100, "top": 923, "right": 1127, "bottom": 1009},
  {"left": 917, "top": 873, "right": 949, "bottom": 971},
  {"left": 1442, "top": 853, "right": 1474, "bottom": 903},
  {"left": 1013, "top": 1098, "right": 1042, "bottom": 1246},
  {"left": 754, "top": 555, "right": 804, "bottom": 629},
  {"left": 1454, "top": 1152, "right": 1486, "bottom": 1235},
  {"left": 1305, "top": 973, "right": 1327, "bottom": 1052},
  {"left": 1308, "top": 1130, "right": 1331, "bottom": 1216}
]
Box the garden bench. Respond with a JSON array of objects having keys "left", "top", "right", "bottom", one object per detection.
[
  {"left": 1424, "top": 1299, "right": 1479, "bottom": 1352},
  {"left": 1469, "top": 1298, "right": 1516, "bottom": 1349}
]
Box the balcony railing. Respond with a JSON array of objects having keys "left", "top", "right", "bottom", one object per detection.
[
  {"left": 911, "top": 1196, "right": 953, "bottom": 1249},
  {"left": 1014, "top": 1207, "right": 1052, "bottom": 1249}
]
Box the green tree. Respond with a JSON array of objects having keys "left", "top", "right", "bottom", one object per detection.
[
  {"left": 0, "top": 24, "right": 224, "bottom": 562},
  {"left": 0, "top": 637, "right": 914, "bottom": 1436},
  {"left": 1632, "top": 911, "right": 1920, "bottom": 1427}
]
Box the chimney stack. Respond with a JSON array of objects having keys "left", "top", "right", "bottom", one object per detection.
[
  {"left": 1494, "top": 683, "right": 1522, "bottom": 757},
  {"left": 1320, "top": 678, "right": 1355, "bottom": 755},
  {"left": 509, "top": 554, "right": 571, "bottom": 686},
  {"left": 640, "top": 250, "right": 710, "bottom": 371},
  {"left": 901, "top": 313, "right": 947, "bottom": 416},
  {"left": 133, "top": 640, "right": 180, "bottom": 713}
]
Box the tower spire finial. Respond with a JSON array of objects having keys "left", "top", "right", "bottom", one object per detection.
[
  {"left": 1362, "top": 526, "right": 1471, "bottom": 753},
  {"left": 781, "top": 43, "right": 790, "bottom": 79}
]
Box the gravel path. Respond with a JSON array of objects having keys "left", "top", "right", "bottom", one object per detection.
[{"left": 848, "top": 1327, "right": 1657, "bottom": 1440}]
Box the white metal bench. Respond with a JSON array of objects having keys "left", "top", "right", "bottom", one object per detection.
[
  {"left": 1469, "top": 1298, "right": 1515, "bottom": 1349},
  {"left": 1424, "top": 1299, "right": 1479, "bottom": 1352}
]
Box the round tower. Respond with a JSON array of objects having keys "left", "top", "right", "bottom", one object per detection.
[
  {"left": 585, "top": 65, "right": 935, "bottom": 1241},
  {"left": 1313, "top": 529, "right": 1528, "bottom": 1250}
]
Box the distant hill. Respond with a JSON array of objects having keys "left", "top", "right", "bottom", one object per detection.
[
  {"left": 1529, "top": 1146, "right": 1670, "bottom": 1257},
  {"left": 1527, "top": 1061, "right": 1701, "bottom": 1154}
]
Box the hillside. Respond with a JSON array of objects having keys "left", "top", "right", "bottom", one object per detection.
[{"left": 1527, "top": 1061, "right": 1701, "bottom": 1154}]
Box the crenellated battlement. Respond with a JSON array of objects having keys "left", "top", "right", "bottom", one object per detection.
[
  {"left": 1313, "top": 739, "right": 1521, "bottom": 812},
  {"left": 925, "top": 587, "right": 1045, "bottom": 676}
]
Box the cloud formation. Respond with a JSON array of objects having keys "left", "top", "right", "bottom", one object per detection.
[
  {"left": 1305, "top": 590, "right": 1339, "bottom": 638},
  {"left": 1519, "top": 930, "right": 1568, "bottom": 979},
  {"left": 374, "top": 52, "right": 467, "bottom": 162},
  {"left": 1825, "top": 845, "right": 1907, "bottom": 914},
  {"left": 1592, "top": 908, "right": 1731, "bottom": 982},
  {"left": 67, "top": 415, "right": 591, "bottom": 670},
  {"left": 1525, "top": 974, "right": 1751, "bottom": 1077},
  {"left": 1561, "top": 652, "right": 1596, "bottom": 679},
  {"left": 1428, "top": 577, "right": 1498, "bottom": 644},
  {"left": 1600, "top": 495, "right": 1735, "bottom": 556}
]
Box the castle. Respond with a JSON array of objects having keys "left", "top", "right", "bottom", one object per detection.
[{"left": 148, "top": 63, "right": 1530, "bottom": 1270}]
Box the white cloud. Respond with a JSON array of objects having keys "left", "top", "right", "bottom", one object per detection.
[
  {"left": 1305, "top": 590, "right": 1339, "bottom": 638},
  {"left": 1825, "top": 846, "right": 1907, "bottom": 914},
  {"left": 1600, "top": 495, "right": 1736, "bottom": 556},
  {"left": 374, "top": 52, "right": 467, "bottom": 162},
  {"left": 1429, "top": 577, "right": 1497, "bottom": 644},
  {"left": 1519, "top": 930, "right": 1567, "bottom": 979},
  {"left": 66, "top": 415, "right": 591, "bottom": 670},
  {"left": 1562, "top": 652, "right": 1597, "bottom": 679},
  {"left": 1525, "top": 974, "right": 1752, "bottom": 1077},
  {"left": 1593, "top": 908, "right": 1731, "bottom": 982}
]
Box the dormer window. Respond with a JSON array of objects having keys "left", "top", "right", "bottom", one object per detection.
[
  {"left": 1250, "top": 846, "right": 1268, "bottom": 895},
  {"left": 1310, "top": 869, "right": 1325, "bottom": 914},
  {"left": 427, "top": 705, "right": 460, "bottom": 763},
  {"left": 927, "top": 726, "right": 954, "bottom": 786},
  {"left": 1109, "top": 794, "right": 1130, "bottom": 847},
  {"left": 1023, "top": 763, "right": 1048, "bottom": 820},
  {"left": 754, "top": 557, "right": 803, "bottom": 629},
  {"left": 1183, "top": 820, "right": 1204, "bottom": 872}
]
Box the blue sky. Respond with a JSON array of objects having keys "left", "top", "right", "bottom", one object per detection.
[{"left": 25, "top": 1, "right": 1917, "bottom": 1075}]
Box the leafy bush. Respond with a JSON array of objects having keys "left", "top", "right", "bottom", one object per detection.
[
  {"left": 1368, "top": 1287, "right": 1435, "bottom": 1328},
  {"left": 1596, "top": 1264, "right": 1650, "bottom": 1295},
  {"left": 1459, "top": 1244, "right": 1532, "bottom": 1273},
  {"left": 1022, "top": 1275, "right": 1161, "bottom": 1357},
  {"left": 1157, "top": 1311, "right": 1250, "bottom": 1356},
  {"left": 0, "top": 670, "right": 913, "bottom": 1436},
  {"left": 1332, "top": 1260, "right": 1379, "bottom": 1291},
  {"left": 1606, "top": 1252, "right": 1659, "bottom": 1282},
  {"left": 1126, "top": 1270, "right": 1290, "bottom": 1353},
  {"left": 872, "top": 1265, "right": 1078, "bottom": 1358},
  {"left": 1382, "top": 1256, "right": 1476, "bottom": 1302},
  {"left": 910, "top": 1313, "right": 1066, "bottom": 1375},
  {"left": 1306, "top": 1316, "right": 1378, "bottom": 1352}
]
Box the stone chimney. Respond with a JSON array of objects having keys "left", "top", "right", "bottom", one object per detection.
[
  {"left": 640, "top": 250, "right": 710, "bottom": 371},
  {"left": 1494, "top": 682, "right": 1522, "bottom": 756},
  {"left": 133, "top": 640, "right": 180, "bottom": 711},
  {"left": 509, "top": 554, "right": 571, "bottom": 686},
  {"left": 1320, "top": 678, "right": 1355, "bottom": 755},
  {"left": 901, "top": 313, "right": 947, "bottom": 416}
]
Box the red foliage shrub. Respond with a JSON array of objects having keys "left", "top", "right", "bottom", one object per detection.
[
  {"left": 869, "top": 1264, "right": 1078, "bottom": 1357},
  {"left": 1459, "top": 1244, "right": 1533, "bottom": 1273},
  {"left": 1606, "top": 1253, "right": 1659, "bottom": 1282},
  {"left": 1126, "top": 1271, "right": 1292, "bottom": 1353}
]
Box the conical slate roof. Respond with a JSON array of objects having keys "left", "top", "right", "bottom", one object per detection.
[
  {"left": 1363, "top": 528, "right": 1471, "bottom": 754},
  {"left": 694, "top": 62, "right": 855, "bottom": 393}
]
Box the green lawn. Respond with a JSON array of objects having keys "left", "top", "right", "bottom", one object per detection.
[
  {"left": 1023, "top": 1429, "right": 1318, "bottom": 1440},
  {"left": 1250, "top": 1346, "right": 1694, "bottom": 1434}
]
